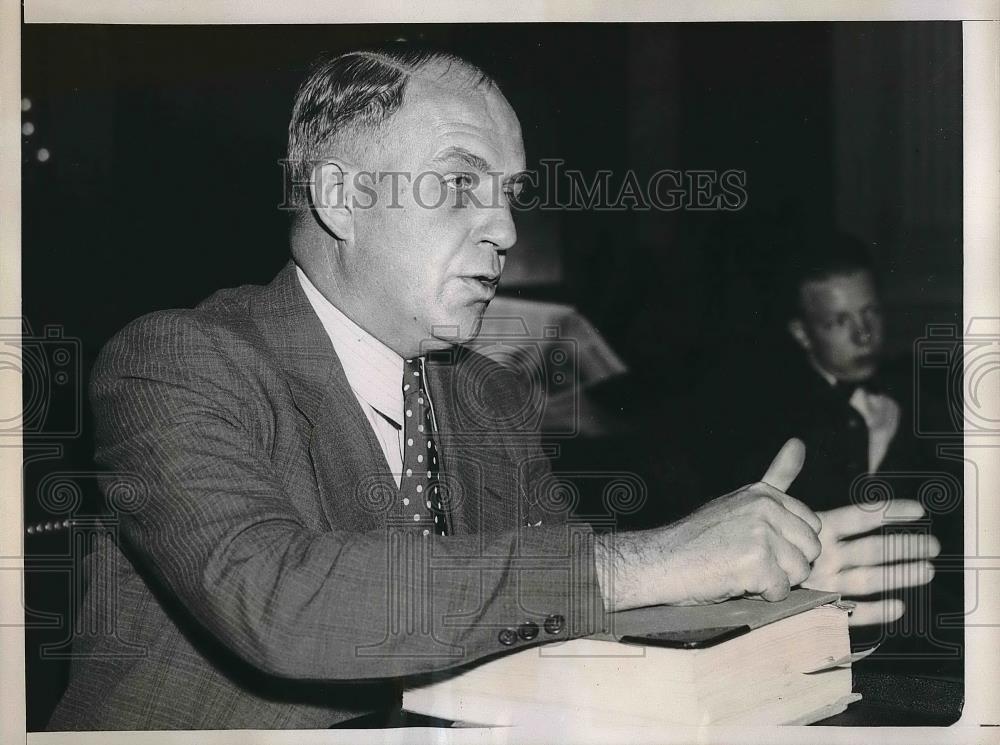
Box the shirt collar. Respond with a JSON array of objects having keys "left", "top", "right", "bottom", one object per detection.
[
  {"left": 808, "top": 356, "right": 887, "bottom": 396},
  {"left": 809, "top": 358, "right": 838, "bottom": 388},
  {"left": 296, "top": 265, "right": 404, "bottom": 428}
]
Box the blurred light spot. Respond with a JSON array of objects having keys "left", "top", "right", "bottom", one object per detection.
[
  {"left": 37, "top": 148, "right": 50, "bottom": 162},
  {"left": 22, "top": 122, "right": 35, "bottom": 136},
  {"left": 21, "top": 98, "right": 31, "bottom": 112}
]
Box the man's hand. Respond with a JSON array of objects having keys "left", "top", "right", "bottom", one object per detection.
[
  {"left": 804, "top": 499, "right": 940, "bottom": 626},
  {"left": 595, "top": 439, "right": 822, "bottom": 611}
]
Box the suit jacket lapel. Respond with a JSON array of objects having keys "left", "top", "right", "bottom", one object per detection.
[
  {"left": 425, "top": 352, "right": 514, "bottom": 536},
  {"left": 250, "top": 261, "right": 397, "bottom": 531}
]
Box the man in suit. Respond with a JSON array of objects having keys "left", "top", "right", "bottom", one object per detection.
[
  {"left": 694, "top": 231, "right": 954, "bottom": 633},
  {"left": 49, "top": 47, "right": 862, "bottom": 730}
]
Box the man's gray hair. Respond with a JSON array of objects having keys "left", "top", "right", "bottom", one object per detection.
[{"left": 286, "top": 45, "right": 497, "bottom": 210}]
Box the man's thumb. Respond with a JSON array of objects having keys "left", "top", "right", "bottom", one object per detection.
[{"left": 762, "top": 438, "right": 806, "bottom": 492}]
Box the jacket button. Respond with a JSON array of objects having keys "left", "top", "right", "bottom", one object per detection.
[
  {"left": 518, "top": 621, "right": 539, "bottom": 641},
  {"left": 498, "top": 627, "right": 518, "bottom": 646},
  {"left": 544, "top": 614, "right": 565, "bottom": 635}
]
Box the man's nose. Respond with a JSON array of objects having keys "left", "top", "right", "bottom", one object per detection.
[
  {"left": 851, "top": 316, "right": 874, "bottom": 346},
  {"left": 478, "top": 201, "right": 517, "bottom": 251}
]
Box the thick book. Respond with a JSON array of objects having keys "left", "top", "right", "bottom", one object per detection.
[{"left": 403, "top": 589, "right": 860, "bottom": 727}]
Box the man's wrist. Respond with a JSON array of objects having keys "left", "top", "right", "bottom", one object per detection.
[
  {"left": 594, "top": 526, "right": 702, "bottom": 612},
  {"left": 593, "top": 532, "right": 616, "bottom": 612},
  {"left": 594, "top": 530, "right": 652, "bottom": 612}
]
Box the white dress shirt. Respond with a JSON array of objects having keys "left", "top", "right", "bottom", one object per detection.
[
  {"left": 296, "top": 266, "right": 407, "bottom": 487},
  {"left": 813, "top": 364, "right": 901, "bottom": 473}
]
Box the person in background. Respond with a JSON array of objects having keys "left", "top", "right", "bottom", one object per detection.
[{"left": 692, "top": 230, "right": 960, "bottom": 646}]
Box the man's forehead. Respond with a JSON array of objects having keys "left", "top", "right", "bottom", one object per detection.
[
  {"left": 387, "top": 74, "right": 525, "bottom": 170},
  {"left": 800, "top": 271, "right": 877, "bottom": 311}
]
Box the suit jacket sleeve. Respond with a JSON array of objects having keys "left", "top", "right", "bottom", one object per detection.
[{"left": 90, "top": 310, "right": 607, "bottom": 681}]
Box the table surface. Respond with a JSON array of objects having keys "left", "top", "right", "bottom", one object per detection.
[{"left": 815, "top": 657, "right": 964, "bottom": 726}]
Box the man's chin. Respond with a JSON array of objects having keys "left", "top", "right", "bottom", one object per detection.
[
  {"left": 426, "top": 312, "right": 487, "bottom": 349},
  {"left": 841, "top": 363, "right": 880, "bottom": 383}
]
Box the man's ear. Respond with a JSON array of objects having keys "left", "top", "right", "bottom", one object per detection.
[
  {"left": 309, "top": 159, "right": 357, "bottom": 242},
  {"left": 788, "top": 318, "right": 811, "bottom": 351}
]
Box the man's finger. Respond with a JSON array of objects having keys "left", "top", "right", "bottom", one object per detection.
[
  {"left": 837, "top": 560, "right": 935, "bottom": 596},
  {"left": 769, "top": 535, "right": 813, "bottom": 587},
  {"left": 757, "top": 566, "right": 792, "bottom": 603},
  {"left": 761, "top": 437, "right": 806, "bottom": 493},
  {"left": 759, "top": 482, "right": 823, "bottom": 538},
  {"left": 818, "top": 499, "right": 925, "bottom": 540},
  {"left": 848, "top": 599, "right": 906, "bottom": 627},
  {"left": 840, "top": 533, "right": 941, "bottom": 568}
]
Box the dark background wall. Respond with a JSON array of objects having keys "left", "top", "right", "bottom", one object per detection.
[{"left": 20, "top": 22, "right": 962, "bottom": 729}]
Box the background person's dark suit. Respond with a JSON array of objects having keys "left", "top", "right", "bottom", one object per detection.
[
  {"left": 696, "top": 353, "right": 932, "bottom": 510},
  {"left": 47, "top": 262, "right": 604, "bottom": 730},
  {"left": 684, "top": 345, "right": 963, "bottom": 663}
]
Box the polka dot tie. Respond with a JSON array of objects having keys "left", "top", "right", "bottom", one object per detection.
[{"left": 400, "top": 358, "right": 447, "bottom": 536}]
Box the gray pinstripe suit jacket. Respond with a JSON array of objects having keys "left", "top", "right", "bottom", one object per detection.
[{"left": 48, "top": 261, "right": 605, "bottom": 730}]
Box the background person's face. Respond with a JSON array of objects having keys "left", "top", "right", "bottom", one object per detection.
[
  {"left": 791, "top": 270, "right": 885, "bottom": 382},
  {"left": 348, "top": 76, "right": 525, "bottom": 357}
]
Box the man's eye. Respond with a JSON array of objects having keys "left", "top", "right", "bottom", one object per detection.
[
  {"left": 503, "top": 183, "right": 524, "bottom": 199},
  {"left": 445, "top": 172, "right": 477, "bottom": 190}
]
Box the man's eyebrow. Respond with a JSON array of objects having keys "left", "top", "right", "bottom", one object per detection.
[
  {"left": 433, "top": 147, "right": 529, "bottom": 186},
  {"left": 433, "top": 146, "right": 492, "bottom": 174}
]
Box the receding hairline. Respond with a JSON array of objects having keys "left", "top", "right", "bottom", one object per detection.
[
  {"left": 339, "top": 58, "right": 517, "bottom": 167},
  {"left": 351, "top": 50, "right": 494, "bottom": 90}
]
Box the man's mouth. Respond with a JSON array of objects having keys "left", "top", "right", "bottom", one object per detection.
[
  {"left": 459, "top": 274, "right": 499, "bottom": 303},
  {"left": 465, "top": 273, "right": 500, "bottom": 291}
]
